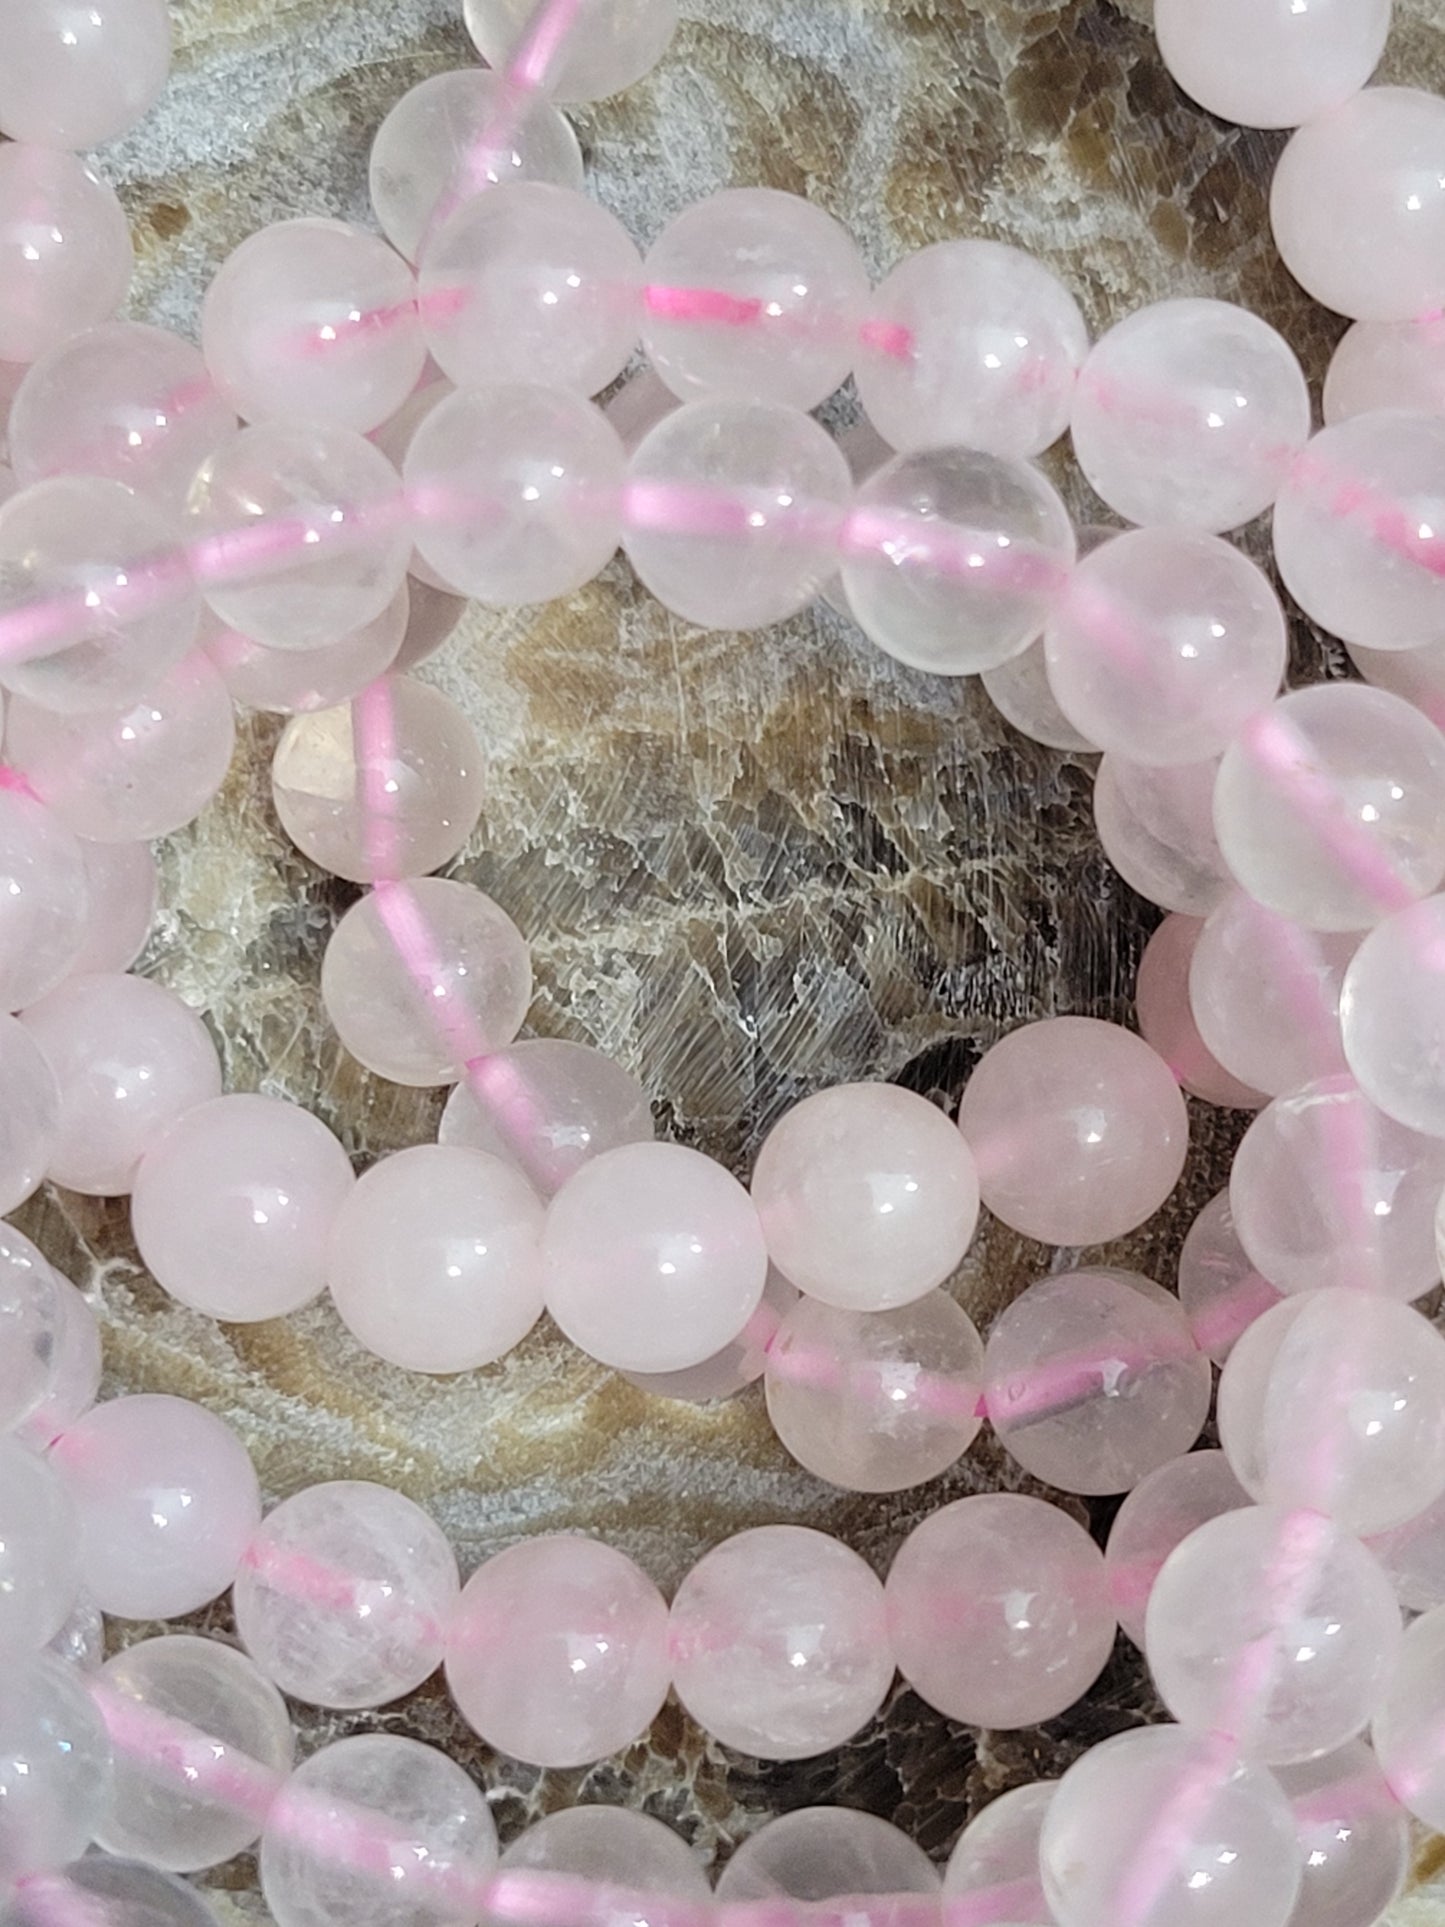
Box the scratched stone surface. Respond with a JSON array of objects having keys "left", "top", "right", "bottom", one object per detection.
[{"left": 11, "top": 0, "right": 1445, "bottom": 1917}]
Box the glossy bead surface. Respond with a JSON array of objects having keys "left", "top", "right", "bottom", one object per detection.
[
  {"left": 1104, "top": 1450, "right": 1250, "bottom": 1648},
  {"left": 0, "top": 0, "right": 171, "bottom": 148},
  {"left": 1341, "top": 892, "right": 1445, "bottom": 1137},
  {"left": 68, "top": 839, "right": 157, "bottom": 977},
  {"left": 0, "top": 1654, "right": 113, "bottom": 1887},
  {"left": 1275, "top": 1742, "right": 1408, "bottom": 1927},
  {"left": 1154, "top": 0, "right": 1390, "bottom": 128},
  {"left": 0, "top": 146, "right": 132, "bottom": 365},
  {"left": 1366, "top": 1488, "right": 1445, "bottom": 1613},
  {"left": 14, "top": 1273, "right": 102, "bottom": 1452},
  {"left": 462, "top": 0, "right": 678, "bottom": 102},
  {"left": 1324, "top": 318, "right": 1445, "bottom": 423},
  {"left": 0, "top": 1227, "right": 63, "bottom": 1433},
  {"left": 716, "top": 1808, "right": 939, "bottom": 1904},
  {"left": 500, "top": 1807, "right": 710, "bottom": 1917},
  {"left": 1094, "top": 753, "right": 1232, "bottom": 917},
  {"left": 0, "top": 1435, "right": 80, "bottom": 1657},
  {"left": 983, "top": 635, "right": 1098, "bottom": 754},
  {"left": 623, "top": 1263, "right": 797, "bottom": 1405},
  {"left": 0, "top": 1857, "right": 220, "bottom": 1927},
  {"left": 439, "top": 1038, "right": 653, "bottom": 1197},
  {"left": 1176, "top": 1190, "right": 1283, "bottom": 1364},
  {"left": 0, "top": 1014, "right": 60, "bottom": 1214},
  {"left": 1134, "top": 913, "right": 1267, "bottom": 1110},
  {"left": 1373, "top": 1603, "right": 1445, "bottom": 1831},
  {"left": 0, "top": 789, "right": 87, "bottom": 1010},
  {"left": 942, "top": 1782, "right": 1056, "bottom": 1926}
]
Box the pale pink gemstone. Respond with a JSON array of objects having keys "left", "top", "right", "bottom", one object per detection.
[
  {"left": 1374, "top": 1604, "right": 1445, "bottom": 1832},
  {"left": 716, "top": 1809, "right": 939, "bottom": 1904},
  {"left": 1134, "top": 914, "right": 1267, "bottom": 1110},
  {"left": 0, "top": 146, "right": 132, "bottom": 364},
  {"left": 943, "top": 1782, "right": 1056, "bottom": 1927},
  {"left": 131, "top": 1092, "right": 355, "bottom": 1321},
  {"left": 271, "top": 680, "right": 486, "bottom": 884},
  {"left": 51, "top": 1392, "right": 262, "bottom": 1620},
  {"left": 1271, "top": 88, "right": 1445, "bottom": 322},
  {"left": 369, "top": 379, "right": 461, "bottom": 595},
  {"left": 958, "top": 1016, "right": 1189, "bottom": 1245},
  {"left": 0, "top": 789, "right": 88, "bottom": 1010},
  {"left": 7, "top": 654, "right": 236, "bottom": 843},
  {"left": 1093, "top": 753, "right": 1232, "bottom": 917},
  {"left": 20, "top": 973, "right": 221, "bottom": 1196},
  {"left": 668, "top": 1525, "right": 892, "bottom": 1759},
  {"left": 1155, "top": 0, "right": 1390, "bottom": 129},
  {"left": 542, "top": 1141, "right": 768, "bottom": 1373},
  {"left": 1144, "top": 1504, "right": 1401, "bottom": 1764},
  {"left": 886, "top": 1494, "right": 1116, "bottom": 1729},
  {"left": 982, "top": 636, "right": 1099, "bottom": 754},
  {"left": 763, "top": 1288, "right": 984, "bottom": 1493},
  {"left": 14, "top": 1272, "right": 102, "bottom": 1451},
  {"left": 984, "top": 1269, "right": 1211, "bottom": 1495},
  {"left": 67, "top": 839, "right": 157, "bottom": 977},
  {"left": 0, "top": 1225, "right": 64, "bottom": 1432},
  {"left": 391, "top": 576, "right": 466, "bottom": 672},
  {"left": 445, "top": 1535, "right": 670, "bottom": 1767},
  {"left": 1346, "top": 633, "right": 1445, "bottom": 732},
  {"left": 1103, "top": 1450, "right": 1251, "bottom": 1647},
  {"left": 0, "top": 1435, "right": 81, "bottom": 1656},
  {"left": 44, "top": 1589, "right": 103, "bottom": 1670},
  {"left": 1341, "top": 892, "right": 1445, "bottom": 1137},
  {"left": 321, "top": 878, "right": 531, "bottom": 1086},
  {"left": 205, "top": 587, "right": 408, "bottom": 714},
  {"left": 0, "top": 1014, "right": 60, "bottom": 1214},
  {"left": 1369, "top": 1487, "right": 1445, "bottom": 1612},
  {"left": 6, "top": 1858, "right": 222, "bottom": 1927},
  {"left": 327, "top": 1144, "right": 545, "bottom": 1372},
  {"left": 750, "top": 1082, "right": 980, "bottom": 1312},
  {"left": 235, "top": 1480, "right": 460, "bottom": 1710},
  {"left": 1176, "top": 1190, "right": 1283, "bottom": 1365},
  {"left": 500, "top": 1807, "right": 711, "bottom": 1917},
  {"left": 0, "top": 0, "right": 171, "bottom": 148},
  {"left": 0, "top": 1655, "right": 113, "bottom": 1887},
  {"left": 462, "top": 0, "right": 678, "bottom": 102},
  {"left": 1275, "top": 1742, "right": 1409, "bottom": 1927},
  {"left": 1325, "top": 319, "right": 1445, "bottom": 424}
]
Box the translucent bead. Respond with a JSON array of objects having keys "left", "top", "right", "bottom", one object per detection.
[
  {"left": 623, "top": 1264, "right": 797, "bottom": 1405},
  {"left": 235, "top": 1481, "right": 459, "bottom": 1710},
  {"left": 406, "top": 384, "right": 625, "bottom": 604},
  {"left": 716, "top": 1808, "right": 939, "bottom": 1904},
  {"left": 271, "top": 680, "right": 485, "bottom": 884},
  {"left": 885, "top": 1493, "right": 1116, "bottom": 1729},
  {"left": 1094, "top": 753, "right": 1232, "bottom": 917},
  {"left": 642, "top": 188, "right": 869, "bottom": 412},
  {"left": 327, "top": 1145, "right": 545, "bottom": 1372},
  {"left": 0, "top": 1857, "right": 221, "bottom": 1927},
  {"left": 1070, "top": 299, "right": 1309, "bottom": 534},
  {"left": 1176, "top": 1190, "right": 1283, "bottom": 1365},
  {"left": 841, "top": 446, "right": 1076, "bottom": 675},
  {"left": 439, "top": 1038, "right": 654, "bottom": 1198},
  {"left": 0, "top": 0, "right": 171, "bottom": 148},
  {"left": 462, "top": 0, "right": 678, "bottom": 102},
  {"left": 8, "top": 323, "right": 238, "bottom": 515},
  {"left": 958, "top": 1016, "right": 1189, "bottom": 1245},
  {"left": 21, "top": 974, "right": 221, "bottom": 1195},
  {"left": 1212, "top": 685, "right": 1445, "bottom": 931},
  {"left": 1038, "top": 1725, "right": 1302, "bottom": 1927},
  {"left": 0, "top": 146, "right": 132, "bottom": 365},
  {"left": 420, "top": 184, "right": 640, "bottom": 395},
  {"left": 542, "top": 1140, "right": 767, "bottom": 1373},
  {"left": 942, "top": 1782, "right": 1056, "bottom": 1927},
  {"left": 52, "top": 1393, "right": 260, "bottom": 1620},
  {"left": 1104, "top": 1450, "right": 1251, "bottom": 1648},
  {"left": 0, "top": 1233, "right": 61, "bottom": 1434},
  {"left": 668, "top": 1525, "right": 892, "bottom": 1759},
  {"left": 205, "top": 588, "right": 408, "bottom": 715},
  {"left": 445, "top": 1536, "right": 670, "bottom": 1767},
  {"left": 1145, "top": 1505, "right": 1401, "bottom": 1764},
  {"left": 95, "top": 1634, "right": 295, "bottom": 1871},
  {"left": 0, "top": 789, "right": 87, "bottom": 1010},
  {"left": 1271, "top": 88, "right": 1445, "bottom": 322},
  {"left": 260, "top": 1733, "right": 497, "bottom": 1927},
  {"left": 68, "top": 838, "right": 157, "bottom": 977},
  {"left": 982, "top": 635, "right": 1098, "bottom": 754},
  {"left": 1135, "top": 914, "right": 1267, "bottom": 1110},
  {"left": 0, "top": 1436, "right": 80, "bottom": 1656},
  {"left": 500, "top": 1807, "right": 710, "bottom": 1916},
  {"left": 132, "top": 1093, "right": 355, "bottom": 1322},
  {"left": 983, "top": 1269, "right": 1211, "bottom": 1495},
  {"left": 14, "top": 1273, "right": 103, "bottom": 1452},
  {"left": 1229, "top": 1074, "right": 1445, "bottom": 1301},
  {"left": 1341, "top": 892, "right": 1445, "bottom": 1137},
  {"left": 764, "top": 1288, "right": 985, "bottom": 1492},
  {"left": 750, "top": 1082, "right": 980, "bottom": 1312},
  {"left": 1154, "top": 0, "right": 1390, "bottom": 129},
  {"left": 0, "top": 1654, "right": 113, "bottom": 1886},
  {"left": 1366, "top": 1487, "right": 1445, "bottom": 1613},
  {"left": 1275, "top": 1742, "right": 1408, "bottom": 1927},
  {"left": 46, "top": 1591, "right": 104, "bottom": 1672},
  {"left": 1325, "top": 318, "right": 1445, "bottom": 424},
  {"left": 1345, "top": 632, "right": 1445, "bottom": 731},
  {"left": 0, "top": 1014, "right": 60, "bottom": 1214},
  {"left": 369, "top": 68, "right": 583, "bottom": 263},
  {"left": 623, "top": 399, "right": 851, "bottom": 629}
]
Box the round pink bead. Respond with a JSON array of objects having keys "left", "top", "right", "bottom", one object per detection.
[
  {"left": 669, "top": 1525, "right": 892, "bottom": 1759},
  {"left": 0, "top": 146, "right": 131, "bottom": 365},
  {"left": 1104, "top": 1450, "right": 1251, "bottom": 1649},
  {"left": 1094, "top": 753, "right": 1232, "bottom": 917},
  {"left": 764, "top": 1287, "right": 985, "bottom": 1493},
  {"left": 942, "top": 1782, "right": 1056, "bottom": 1927},
  {"left": 67, "top": 839, "right": 157, "bottom": 977},
  {"left": 369, "top": 379, "right": 460, "bottom": 595},
  {"left": 14, "top": 1272, "right": 102, "bottom": 1453},
  {"left": 1154, "top": 0, "right": 1390, "bottom": 129},
  {"left": 445, "top": 1535, "right": 670, "bottom": 1767},
  {"left": 623, "top": 1264, "right": 798, "bottom": 1405},
  {"left": 501, "top": 1806, "right": 710, "bottom": 1908},
  {"left": 716, "top": 1809, "right": 939, "bottom": 1905},
  {"left": 886, "top": 1493, "right": 1116, "bottom": 1729},
  {"left": 327, "top": 1144, "right": 545, "bottom": 1372},
  {"left": 983, "top": 636, "right": 1098, "bottom": 754},
  {"left": 131, "top": 1092, "right": 355, "bottom": 1322},
  {"left": 958, "top": 1016, "right": 1189, "bottom": 1245},
  {"left": 1345, "top": 632, "right": 1445, "bottom": 732},
  {"left": 0, "top": 789, "right": 87, "bottom": 1010},
  {"left": 0, "top": 0, "right": 171, "bottom": 148},
  {"left": 205, "top": 588, "right": 408, "bottom": 715},
  {"left": 1275, "top": 1742, "right": 1408, "bottom": 1927},
  {"left": 0, "top": 1436, "right": 80, "bottom": 1657},
  {"left": 51, "top": 1393, "right": 261, "bottom": 1620},
  {"left": 1135, "top": 914, "right": 1267, "bottom": 1110},
  {"left": 4, "top": 1857, "right": 222, "bottom": 1927},
  {"left": 1341, "top": 891, "right": 1445, "bottom": 1137},
  {"left": 1374, "top": 1603, "right": 1445, "bottom": 1833},
  {"left": 1325, "top": 318, "right": 1445, "bottom": 424},
  {"left": 0, "top": 1226, "right": 63, "bottom": 1433},
  {"left": 542, "top": 1140, "right": 767, "bottom": 1373},
  {"left": 0, "top": 1655, "right": 113, "bottom": 1888},
  {"left": 750, "top": 1082, "right": 980, "bottom": 1312},
  {"left": 1370, "top": 1489, "right": 1445, "bottom": 1613},
  {"left": 1176, "top": 1190, "right": 1283, "bottom": 1365},
  {"left": 462, "top": 0, "right": 677, "bottom": 102},
  {"left": 0, "top": 1015, "right": 60, "bottom": 1214},
  {"left": 1271, "top": 88, "right": 1445, "bottom": 322}
]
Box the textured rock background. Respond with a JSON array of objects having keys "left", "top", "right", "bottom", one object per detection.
[{"left": 14, "top": 0, "right": 1445, "bottom": 1917}]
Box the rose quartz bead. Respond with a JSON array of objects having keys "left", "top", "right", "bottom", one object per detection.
[
  {"left": 1104, "top": 1451, "right": 1251, "bottom": 1648},
  {"left": 420, "top": 184, "right": 640, "bottom": 396},
  {"left": 0, "top": 1655, "right": 113, "bottom": 1887},
  {"left": 132, "top": 1093, "right": 355, "bottom": 1322},
  {"left": 764, "top": 1287, "right": 985, "bottom": 1492},
  {"left": 95, "top": 1634, "right": 295, "bottom": 1871},
  {"left": 1276, "top": 1742, "right": 1408, "bottom": 1927},
  {"left": 624, "top": 1265, "right": 798, "bottom": 1404},
  {"left": 1271, "top": 88, "right": 1445, "bottom": 322},
  {"left": 542, "top": 1140, "right": 767, "bottom": 1373},
  {"left": 886, "top": 1494, "right": 1116, "bottom": 1729},
  {"left": 1176, "top": 1190, "right": 1283, "bottom": 1365},
  {"left": 445, "top": 1535, "right": 670, "bottom": 1766},
  {"left": 14, "top": 1272, "right": 102, "bottom": 1453},
  {"left": 260, "top": 1733, "right": 497, "bottom": 1927},
  {"left": 642, "top": 189, "right": 869, "bottom": 412},
  {"left": 1229, "top": 1074, "right": 1445, "bottom": 1301},
  {"left": 1374, "top": 1603, "right": 1445, "bottom": 1834},
  {"left": 669, "top": 1525, "right": 892, "bottom": 1759},
  {"left": 7, "top": 655, "right": 237, "bottom": 843},
  {"left": 1213, "top": 685, "right": 1445, "bottom": 931},
  {"left": 67, "top": 839, "right": 157, "bottom": 977},
  {"left": 205, "top": 588, "right": 408, "bottom": 715},
  {"left": 463, "top": 0, "right": 677, "bottom": 102},
  {"left": 0, "top": 1436, "right": 80, "bottom": 1657},
  {"left": 369, "top": 379, "right": 460, "bottom": 595},
  {"left": 1346, "top": 633, "right": 1445, "bottom": 732},
  {"left": 392, "top": 576, "right": 465, "bottom": 673},
  {"left": 328, "top": 1144, "right": 545, "bottom": 1372},
  {"left": 750, "top": 1082, "right": 980, "bottom": 1312},
  {"left": 272, "top": 680, "right": 485, "bottom": 884},
  {"left": 624, "top": 399, "right": 852, "bottom": 629},
  {"left": 983, "top": 1270, "right": 1211, "bottom": 1495},
  {"left": 3, "top": 1859, "right": 223, "bottom": 1927},
  {"left": 0, "top": 147, "right": 132, "bottom": 365},
  {"left": 369, "top": 68, "right": 583, "bottom": 263},
  {"left": 407, "top": 384, "right": 625, "bottom": 604},
  {"left": 841, "top": 447, "right": 1076, "bottom": 674},
  {"left": 943, "top": 1782, "right": 1056, "bottom": 1927},
  {"left": 439, "top": 1038, "right": 654, "bottom": 1198},
  {"left": 983, "top": 636, "right": 1098, "bottom": 753},
  {"left": 1370, "top": 1490, "right": 1445, "bottom": 1612},
  {"left": 0, "top": 0, "right": 171, "bottom": 148},
  {"left": 1146, "top": 1504, "right": 1401, "bottom": 1764},
  {"left": 1135, "top": 914, "right": 1267, "bottom": 1110},
  {"left": 958, "top": 1016, "right": 1189, "bottom": 1245},
  {"left": 716, "top": 1809, "right": 939, "bottom": 1905},
  {"left": 0, "top": 1015, "right": 60, "bottom": 1214},
  {"left": 322, "top": 879, "right": 531, "bottom": 1086},
  {"left": 1154, "top": 0, "right": 1390, "bottom": 129},
  {"left": 51, "top": 1393, "right": 261, "bottom": 1620},
  {"left": 1094, "top": 753, "right": 1232, "bottom": 917},
  {"left": 1039, "top": 1725, "right": 1302, "bottom": 1927},
  {"left": 1071, "top": 300, "right": 1309, "bottom": 534},
  {"left": 0, "top": 1226, "right": 63, "bottom": 1433},
  {"left": 9, "top": 324, "right": 238, "bottom": 516},
  {"left": 1341, "top": 893, "right": 1445, "bottom": 1137},
  {"left": 501, "top": 1807, "right": 711, "bottom": 1916},
  {"left": 1325, "top": 318, "right": 1445, "bottom": 424},
  {"left": 0, "top": 789, "right": 87, "bottom": 1010}
]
